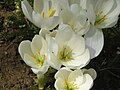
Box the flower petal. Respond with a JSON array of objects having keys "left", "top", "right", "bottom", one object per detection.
[
  {"left": 34, "top": 0, "right": 43, "bottom": 13},
  {"left": 21, "top": 0, "right": 33, "bottom": 22},
  {"left": 31, "top": 35, "right": 43, "bottom": 54},
  {"left": 70, "top": 4, "right": 81, "bottom": 15},
  {"left": 46, "top": 35, "right": 58, "bottom": 55},
  {"left": 107, "top": 0, "right": 120, "bottom": 18},
  {"left": 82, "top": 68, "right": 97, "bottom": 80},
  {"left": 18, "top": 40, "right": 33, "bottom": 59},
  {"left": 60, "top": 9, "right": 75, "bottom": 24},
  {"left": 85, "top": 27, "right": 104, "bottom": 59},
  {"left": 86, "top": 3, "right": 96, "bottom": 24},
  {"left": 101, "top": 0, "right": 114, "bottom": 15},
  {"left": 41, "top": 16, "right": 60, "bottom": 30},
  {"left": 47, "top": 51, "right": 61, "bottom": 70},
  {"left": 55, "top": 24, "right": 73, "bottom": 45},
  {"left": 54, "top": 78, "right": 66, "bottom": 90},
  {"left": 68, "top": 69, "right": 83, "bottom": 85},
  {"left": 67, "top": 34, "right": 85, "bottom": 56},
  {"left": 62, "top": 49, "right": 90, "bottom": 69},
  {"left": 31, "top": 65, "right": 49, "bottom": 74},
  {"left": 80, "top": 74, "right": 93, "bottom": 90},
  {"left": 55, "top": 67, "right": 71, "bottom": 80},
  {"left": 32, "top": 11, "right": 43, "bottom": 28},
  {"left": 24, "top": 53, "right": 39, "bottom": 68}
]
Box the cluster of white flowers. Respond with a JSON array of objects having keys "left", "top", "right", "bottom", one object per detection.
[{"left": 19, "top": 0, "right": 120, "bottom": 90}]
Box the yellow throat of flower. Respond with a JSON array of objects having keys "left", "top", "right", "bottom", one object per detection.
[
  {"left": 65, "top": 80, "right": 78, "bottom": 90},
  {"left": 95, "top": 11, "right": 107, "bottom": 26},
  {"left": 34, "top": 51, "right": 46, "bottom": 66},
  {"left": 41, "top": 8, "right": 56, "bottom": 18},
  {"left": 59, "top": 46, "right": 73, "bottom": 61}
]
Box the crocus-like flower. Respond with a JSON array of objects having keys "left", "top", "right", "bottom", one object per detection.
[
  {"left": 60, "top": 3, "right": 90, "bottom": 35},
  {"left": 85, "top": 0, "right": 120, "bottom": 58},
  {"left": 54, "top": 67, "right": 96, "bottom": 90},
  {"left": 18, "top": 35, "right": 49, "bottom": 75},
  {"left": 21, "top": 0, "right": 60, "bottom": 30},
  {"left": 46, "top": 25, "right": 90, "bottom": 70}
]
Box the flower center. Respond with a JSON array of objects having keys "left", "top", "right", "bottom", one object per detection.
[
  {"left": 59, "top": 46, "right": 73, "bottom": 61},
  {"left": 34, "top": 51, "right": 46, "bottom": 66},
  {"left": 65, "top": 80, "right": 78, "bottom": 90},
  {"left": 41, "top": 8, "right": 56, "bottom": 18},
  {"left": 95, "top": 11, "right": 107, "bottom": 26}
]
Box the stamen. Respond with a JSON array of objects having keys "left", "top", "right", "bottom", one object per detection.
[
  {"left": 59, "top": 46, "right": 73, "bottom": 61},
  {"left": 33, "top": 51, "right": 46, "bottom": 66},
  {"left": 95, "top": 11, "right": 107, "bottom": 26},
  {"left": 48, "top": 8, "right": 56, "bottom": 17}
]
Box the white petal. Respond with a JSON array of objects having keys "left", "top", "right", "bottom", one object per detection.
[
  {"left": 46, "top": 35, "right": 58, "bottom": 55},
  {"left": 31, "top": 65, "right": 49, "bottom": 74},
  {"left": 41, "top": 16, "right": 60, "bottom": 30},
  {"left": 85, "top": 28, "right": 104, "bottom": 59},
  {"left": 60, "top": 9, "right": 75, "bottom": 24},
  {"left": 34, "top": 0, "right": 43, "bottom": 13},
  {"left": 43, "top": 0, "right": 49, "bottom": 17},
  {"left": 70, "top": 4, "right": 81, "bottom": 15},
  {"left": 59, "top": 0, "right": 69, "bottom": 10},
  {"left": 67, "top": 34, "right": 85, "bottom": 56},
  {"left": 55, "top": 25, "right": 73, "bottom": 45},
  {"left": 31, "top": 35, "right": 43, "bottom": 54},
  {"left": 47, "top": 51, "right": 61, "bottom": 70},
  {"left": 63, "top": 49, "right": 90, "bottom": 69},
  {"left": 107, "top": 0, "right": 120, "bottom": 18},
  {"left": 21, "top": 0, "right": 33, "bottom": 22},
  {"left": 32, "top": 11, "right": 43, "bottom": 28},
  {"left": 86, "top": 4, "right": 96, "bottom": 24},
  {"left": 18, "top": 40, "right": 33, "bottom": 59},
  {"left": 103, "top": 15, "right": 118, "bottom": 28},
  {"left": 80, "top": 74, "right": 93, "bottom": 90},
  {"left": 68, "top": 69, "right": 83, "bottom": 85},
  {"left": 40, "top": 36, "right": 48, "bottom": 54},
  {"left": 54, "top": 78, "right": 66, "bottom": 90},
  {"left": 39, "top": 29, "right": 50, "bottom": 39},
  {"left": 24, "top": 53, "right": 39, "bottom": 68},
  {"left": 94, "top": 0, "right": 104, "bottom": 12},
  {"left": 80, "top": 0, "right": 87, "bottom": 9},
  {"left": 82, "top": 68, "right": 97, "bottom": 80},
  {"left": 102, "top": 0, "right": 114, "bottom": 15},
  {"left": 55, "top": 67, "right": 71, "bottom": 80},
  {"left": 77, "top": 21, "right": 90, "bottom": 35}
]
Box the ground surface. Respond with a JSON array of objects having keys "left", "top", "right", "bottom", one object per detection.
[{"left": 0, "top": 0, "right": 120, "bottom": 90}]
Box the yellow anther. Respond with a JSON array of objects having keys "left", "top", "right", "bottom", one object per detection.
[
  {"left": 34, "top": 55, "right": 37, "bottom": 59},
  {"left": 48, "top": 8, "right": 55, "bottom": 17},
  {"left": 65, "top": 57, "right": 68, "bottom": 60},
  {"left": 44, "top": 55, "right": 46, "bottom": 60},
  {"left": 70, "top": 56, "right": 73, "bottom": 59},
  {"left": 70, "top": 50, "right": 72, "bottom": 53},
  {"left": 38, "top": 51, "right": 40, "bottom": 55},
  {"left": 64, "top": 48, "right": 67, "bottom": 50}
]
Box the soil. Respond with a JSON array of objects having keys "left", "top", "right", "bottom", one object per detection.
[{"left": 0, "top": 1, "right": 120, "bottom": 90}]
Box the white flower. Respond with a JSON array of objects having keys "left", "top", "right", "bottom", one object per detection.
[
  {"left": 60, "top": 3, "right": 90, "bottom": 35},
  {"left": 46, "top": 25, "right": 90, "bottom": 70},
  {"left": 87, "top": 0, "right": 120, "bottom": 28},
  {"left": 54, "top": 67, "right": 96, "bottom": 90},
  {"left": 18, "top": 35, "right": 49, "bottom": 75},
  {"left": 85, "top": 0, "right": 120, "bottom": 59},
  {"left": 21, "top": 0, "right": 60, "bottom": 30}
]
